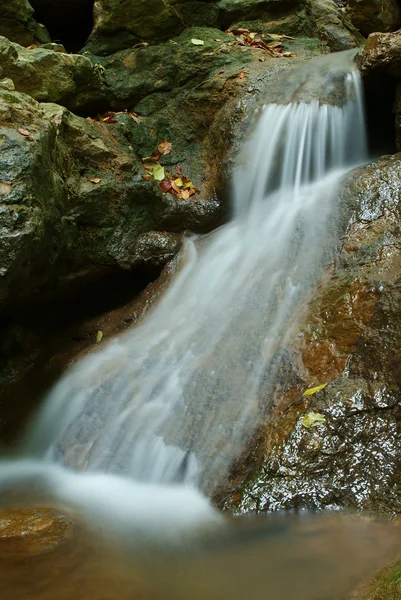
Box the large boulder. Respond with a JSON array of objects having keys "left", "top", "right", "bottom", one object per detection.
[
  {"left": 0, "top": 36, "right": 106, "bottom": 114},
  {"left": 0, "top": 0, "right": 50, "bottom": 47},
  {"left": 356, "top": 29, "right": 401, "bottom": 77},
  {"left": 83, "top": 0, "right": 362, "bottom": 55},
  {"left": 220, "top": 154, "right": 401, "bottom": 515},
  {"left": 346, "top": 0, "right": 401, "bottom": 37},
  {"left": 0, "top": 87, "right": 224, "bottom": 312}
]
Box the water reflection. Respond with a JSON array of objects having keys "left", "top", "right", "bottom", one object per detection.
[{"left": 1, "top": 510, "right": 399, "bottom": 600}]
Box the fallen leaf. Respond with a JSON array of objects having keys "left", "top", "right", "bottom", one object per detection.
[
  {"left": 282, "top": 51, "right": 296, "bottom": 57},
  {"left": 171, "top": 180, "right": 181, "bottom": 194},
  {"left": 259, "top": 57, "right": 267, "bottom": 62},
  {"left": 302, "top": 383, "right": 328, "bottom": 397},
  {"left": 160, "top": 179, "right": 172, "bottom": 192},
  {"left": 151, "top": 152, "right": 161, "bottom": 160},
  {"left": 96, "top": 330, "right": 103, "bottom": 343},
  {"left": 267, "top": 33, "right": 295, "bottom": 40},
  {"left": 86, "top": 117, "right": 97, "bottom": 123},
  {"left": 301, "top": 412, "right": 326, "bottom": 429},
  {"left": 180, "top": 189, "right": 190, "bottom": 200},
  {"left": 128, "top": 112, "right": 141, "bottom": 125},
  {"left": 142, "top": 174, "right": 152, "bottom": 181},
  {"left": 191, "top": 38, "right": 205, "bottom": 46},
  {"left": 239, "top": 71, "right": 245, "bottom": 79},
  {"left": 175, "top": 165, "right": 183, "bottom": 175},
  {"left": 174, "top": 177, "right": 183, "bottom": 188},
  {"left": 214, "top": 70, "right": 225, "bottom": 77},
  {"left": 158, "top": 139, "right": 172, "bottom": 155},
  {"left": 18, "top": 128, "right": 31, "bottom": 137},
  {"left": 89, "top": 177, "right": 102, "bottom": 184},
  {"left": 153, "top": 164, "right": 165, "bottom": 181},
  {"left": 214, "top": 38, "right": 222, "bottom": 42}
]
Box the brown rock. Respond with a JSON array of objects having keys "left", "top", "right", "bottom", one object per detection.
[{"left": 0, "top": 507, "right": 74, "bottom": 558}]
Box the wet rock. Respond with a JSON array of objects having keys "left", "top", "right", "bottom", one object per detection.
[
  {"left": 222, "top": 154, "right": 401, "bottom": 515},
  {"left": 0, "top": 0, "right": 50, "bottom": 47},
  {"left": 84, "top": 0, "right": 184, "bottom": 55},
  {"left": 356, "top": 29, "right": 401, "bottom": 78},
  {"left": 0, "top": 89, "right": 175, "bottom": 312},
  {"left": 346, "top": 0, "right": 401, "bottom": 37},
  {"left": 0, "top": 507, "right": 74, "bottom": 558},
  {"left": 307, "top": 0, "right": 364, "bottom": 51},
  {"left": 133, "top": 231, "right": 182, "bottom": 267},
  {"left": 0, "top": 36, "right": 106, "bottom": 114}
]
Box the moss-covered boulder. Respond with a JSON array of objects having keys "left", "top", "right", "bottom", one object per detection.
[
  {"left": 0, "top": 0, "right": 50, "bottom": 47},
  {"left": 219, "top": 154, "right": 401, "bottom": 515},
  {"left": 83, "top": 0, "right": 184, "bottom": 55},
  {"left": 0, "top": 36, "right": 106, "bottom": 114},
  {"left": 346, "top": 0, "right": 401, "bottom": 37}
]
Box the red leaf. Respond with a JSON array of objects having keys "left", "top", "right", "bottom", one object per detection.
[
  {"left": 151, "top": 152, "right": 161, "bottom": 160},
  {"left": 160, "top": 179, "right": 172, "bottom": 192},
  {"left": 18, "top": 128, "right": 31, "bottom": 137},
  {"left": 175, "top": 165, "right": 183, "bottom": 175}
]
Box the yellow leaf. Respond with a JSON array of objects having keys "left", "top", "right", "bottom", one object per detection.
[
  {"left": 301, "top": 412, "right": 326, "bottom": 429},
  {"left": 174, "top": 177, "right": 184, "bottom": 188},
  {"left": 302, "top": 383, "right": 327, "bottom": 397},
  {"left": 153, "top": 164, "right": 165, "bottom": 181},
  {"left": 96, "top": 330, "right": 103, "bottom": 342},
  {"left": 191, "top": 38, "right": 205, "bottom": 45},
  {"left": 267, "top": 33, "right": 295, "bottom": 40}
]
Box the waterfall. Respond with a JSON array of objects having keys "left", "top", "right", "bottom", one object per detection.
[{"left": 0, "top": 53, "right": 367, "bottom": 529}]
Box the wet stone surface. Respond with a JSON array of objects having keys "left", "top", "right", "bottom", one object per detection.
[
  {"left": 221, "top": 154, "right": 401, "bottom": 515},
  {"left": 0, "top": 507, "right": 74, "bottom": 558}
]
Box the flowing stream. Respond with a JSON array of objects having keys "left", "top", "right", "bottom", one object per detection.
[{"left": 1, "top": 51, "right": 399, "bottom": 600}]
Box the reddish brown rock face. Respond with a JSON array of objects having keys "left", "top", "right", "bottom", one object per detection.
[{"left": 218, "top": 154, "right": 401, "bottom": 515}]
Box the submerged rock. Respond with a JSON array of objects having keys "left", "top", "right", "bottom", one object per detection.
[
  {"left": 0, "top": 507, "right": 74, "bottom": 558},
  {"left": 221, "top": 154, "right": 401, "bottom": 515},
  {"left": 346, "top": 0, "right": 401, "bottom": 37}
]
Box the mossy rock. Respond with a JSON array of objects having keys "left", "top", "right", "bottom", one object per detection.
[
  {"left": 0, "top": 0, "right": 50, "bottom": 46},
  {"left": 359, "top": 559, "right": 401, "bottom": 599},
  {"left": 0, "top": 36, "right": 106, "bottom": 114}
]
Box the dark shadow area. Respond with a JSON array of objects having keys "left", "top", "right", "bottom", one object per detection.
[
  {"left": 29, "top": 0, "right": 94, "bottom": 52},
  {"left": 0, "top": 263, "right": 164, "bottom": 447},
  {"left": 364, "top": 76, "right": 397, "bottom": 157}
]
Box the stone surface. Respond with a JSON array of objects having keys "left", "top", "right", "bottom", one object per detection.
[
  {"left": 0, "top": 0, "right": 50, "bottom": 47},
  {"left": 0, "top": 36, "right": 106, "bottom": 114},
  {"left": 0, "top": 507, "right": 74, "bottom": 558},
  {"left": 346, "top": 0, "right": 401, "bottom": 37},
  {"left": 356, "top": 29, "right": 401, "bottom": 78},
  {"left": 220, "top": 154, "right": 401, "bottom": 515}
]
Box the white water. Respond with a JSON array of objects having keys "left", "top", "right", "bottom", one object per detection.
[{"left": 0, "top": 54, "right": 367, "bottom": 537}]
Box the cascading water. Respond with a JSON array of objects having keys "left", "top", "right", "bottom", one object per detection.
[{"left": 0, "top": 52, "right": 367, "bottom": 534}]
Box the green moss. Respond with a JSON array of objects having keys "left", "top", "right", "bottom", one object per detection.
[{"left": 360, "top": 560, "right": 401, "bottom": 600}]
